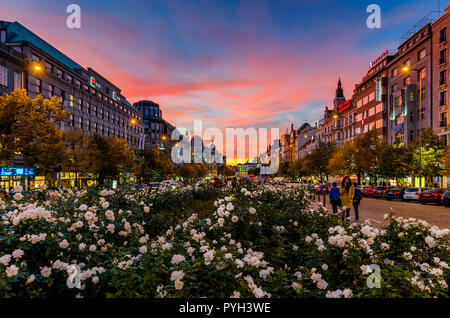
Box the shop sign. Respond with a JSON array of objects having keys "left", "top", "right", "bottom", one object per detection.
[
  {"left": 361, "top": 115, "right": 375, "bottom": 125},
  {"left": 376, "top": 77, "right": 382, "bottom": 101},
  {"left": 0, "top": 167, "right": 34, "bottom": 176},
  {"left": 89, "top": 76, "right": 101, "bottom": 89},
  {"left": 338, "top": 99, "right": 351, "bottom": 113}
]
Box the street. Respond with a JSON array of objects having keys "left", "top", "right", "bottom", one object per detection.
[{"left": 313, "top": 195, "right": 450, "bottom": 229}]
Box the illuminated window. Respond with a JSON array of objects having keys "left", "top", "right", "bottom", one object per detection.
[{"left": 0, "top": 65, "right": 7, "bottom": 86}]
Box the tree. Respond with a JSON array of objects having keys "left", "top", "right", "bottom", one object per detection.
[
  {"left": 63, "top": 129, "right": 92, "bottom": 187},
  {"left": 0, "top": 89, "right": 69, "bottom": 184},
  {"left": 0, "top": 89, "right": 69, "bottom": 170},
  {"left": 328, "top": 142, "right": 355, "bottom": 176},
  {"left": 304, "top": 141, "right": 336, "bottom": 182},
  {"left": 87, "top": 134, "right": 135, "bottom": 185},
  {"left": 377, "top": 141, "right": 411, "bottom": 185},
  {"left": 352, "top": 129, "right": 384, "bottom": 184},
  {"left": 409, "top": 128, "right": 445, "bottom": 187},
  {"left": 218, "top": 165, "right": 235, "bottom": 177},
  {"left": 135, "top": 149, "right": 174, "bottom": 182}
]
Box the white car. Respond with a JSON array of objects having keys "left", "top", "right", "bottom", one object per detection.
[{"left": 403, "top": 187, "right": 428, "bottom": 201}]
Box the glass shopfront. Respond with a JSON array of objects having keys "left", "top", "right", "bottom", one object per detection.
[{"left": 0, "top": 167, "right": 34, "bottom": 191}]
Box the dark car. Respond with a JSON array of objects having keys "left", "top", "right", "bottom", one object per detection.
[
  {"left": 372, "top": 186, "right": 388, "bottom": 199},
  {"left": 418, "top": 189, "right": 445, "bottom": 205},
  {"left": 317, "top": 184, "right": 329, "bottom": 195},
  {"left": 384, "top": 188, "right": 405, "bottom": 200},
  {"left": 361, "top": 186, "right": 376, "bottom": 197},
  {"left": 442, "top": 190, "right": 450, "bottom": 207}
]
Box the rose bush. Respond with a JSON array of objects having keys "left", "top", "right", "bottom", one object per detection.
[{"left": 0, "top": 184, "right": 448, "bottom": 298}]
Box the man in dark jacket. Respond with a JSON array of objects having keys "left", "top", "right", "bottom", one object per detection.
[
  {"left": 329, "top": 182, "right": 340, "bottom": 214},
  {"left": 353, "top": 182, "right": 363, "bottom": 221}
]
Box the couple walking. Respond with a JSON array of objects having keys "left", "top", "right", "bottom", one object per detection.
[{"left": 329, "top": 176, "right": 362, "bottom": 221}]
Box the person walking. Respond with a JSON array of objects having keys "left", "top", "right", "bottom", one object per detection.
[
  {"left": 339, "top": 176, "right": 354, "bottom": 219},
  {"left": 352, "top": 182, "right": 363, "bottom": 221},
  {"left": 329, "top": 182, "right": 340, "bottom": 214}
]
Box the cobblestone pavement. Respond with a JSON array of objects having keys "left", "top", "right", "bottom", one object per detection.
[{"left": 310, "top": 195, "right": 450, "bottom": 229}]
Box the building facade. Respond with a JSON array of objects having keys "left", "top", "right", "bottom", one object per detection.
[
  {"left": 354, "top": 51, "right": 393, "bottom": 143},
  {"left": 0, "top": 21, "right": 144, "bottom": 150},
  {"left": 386, "top": 25, "right": 432, "bottom": 145},
  {"left": 133, "top": 100, "right": 175, "bottom": 150},
  {"left": 433, "top": 6, "right": 450, "bottom": 144}
]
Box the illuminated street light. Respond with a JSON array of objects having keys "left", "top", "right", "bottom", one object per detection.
[{"left": 333, "top": 114, "right": 338, "bottom": 119}]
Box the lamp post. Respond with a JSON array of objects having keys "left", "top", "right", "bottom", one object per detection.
[
  {"left": 125, "top": 117, "right": 137, "bottom": 147},
  {"left": 402, "top": 66, "right": 422, "bottom": 187}
]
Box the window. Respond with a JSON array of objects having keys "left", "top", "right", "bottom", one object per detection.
[
  {"left": 410, "top": 111, "right": 414, "bottom": 121},
  {"left": 34, "top": 78, "right": 41, "bottom": 93},
  {"left": 14, "top": 72, "right": 21, "bottom": 90},
  {"left": 440, "top": 113, "right": 447, "bottom": 127},
  {"left": 440, "top": 91, "right": 447, "bottom": 106},
  {"left": 0, "top": 65, "right": 7, "bottom": 86},
  {"left": 403, "top": 76, "right": 411, "bottom": 86},
  {"left": 419, "top": 68, "right": 426, "bottom": 80},
  {"left": 66, "top": 74, "right": 73, "bottom": 83},
  {"left": 440, "top": 70, "right": 447, "bottom": 85},
  {"left": 391, "top": 68, "right": 398, "bottom": 77},
  {"left": 78, "top": 98, "right": 82, "bottom": 110},
  {"left": 417, "top": 49, "right": 426, "bottom": 61},
  {"left": 440, "top": 49, "right": 447, "bottom": 64},
  {"left": 440, "top": 27, "right": 447, "bottom": 43},
  {"left": 48, "top": 84, "right": 54, "bottom": 97},
  {"left": 404, "top": 59, "right": 411, "bottom": 67},
  {"left": 56, "top": 68, "right": 63, "bottom": 78},
  {"left": 44, "top": 61, "right": 52, "bottom": 72},
  {"left": 86, "top": 102, "right": 90, "bottom": 113},
  {"left": 419, "top": 87, "right": 425, "bottom": 100},
  {"left": 70, "top": 94, "right": 74, "bottom": 107},
  {"left": 84, "top": 84, "right": 89, "bottom": 92},
  {"left": 75, "top": 80, "right": 81, "bottom": 88},
  {"left": 392, "top": 84, "right": 398, "bottom": 92},
  {"left": 31, "top": 54, "right": 39, "bottom": 62}
]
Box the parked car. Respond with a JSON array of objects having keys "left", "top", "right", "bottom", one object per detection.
[
  {"left": 372, "top": 186, "right": 388, "bottom": 199},
  {"left": 442, "top": 190, "right": 450, "bottom": 207},
  {"left": 148, "top": 182, "right": 160, "bottom": 189},
  {"left": 317, "top": 184, "right": 330, "bottom": 195},
  {"left": 384, "top": 188, "right": 405, "bottom": 200},
  {"left": 403, "top": 187, "right": 428, "bottom": 201},
  {"left": 360, "top": 186, "right": 376, "bottom": 197},
  {"left": 418, "top": 189, "right": 445, "bottom": 205}
]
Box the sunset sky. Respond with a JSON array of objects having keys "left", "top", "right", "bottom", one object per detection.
[{"left": 0, "top": 0, "right": 440, "bottom": 162}]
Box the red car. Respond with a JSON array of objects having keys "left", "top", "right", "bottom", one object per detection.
[
  {"left": 360, "top": 186, "right": 376, "bottom": 197},
  {"left": 418, "top": 189, "right": 446, "bottom": 205},
  {"left": 372, "top": 186, "right": 388, "bottom": 199}
]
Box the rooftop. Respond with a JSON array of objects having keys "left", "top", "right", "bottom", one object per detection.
[{"left": 0, "top": 21, "right": 83, "bottom": 72}]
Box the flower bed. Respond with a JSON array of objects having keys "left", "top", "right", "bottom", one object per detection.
[{"left": 0, "top": 185, "right": 449, "bottom": 298}]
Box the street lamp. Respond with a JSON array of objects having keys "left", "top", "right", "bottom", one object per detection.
[
  {"left": 124, "top": 117, "right": 137, "bottom": 146},
  {"left": 402, "top": 66, "right": 423, "bottom": 187},
  {"left": 22, "top": 61, "right": 44, "bottom": 89}
]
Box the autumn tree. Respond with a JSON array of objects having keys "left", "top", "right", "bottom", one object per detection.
[
  {"left": 0, "top": 89, "right": 69, "bottom": 183},
  {"left": 87, "top": 134, "right": 135, "bottom": 185},
  {"left": 303, "top": 141, "right": 336, "bottom": 182},
  {"left": 135, "top": 149, "right": 174, "bottom": 182},
  {"left": 328, "top": 142, "right": 355, "bottom": 176}
]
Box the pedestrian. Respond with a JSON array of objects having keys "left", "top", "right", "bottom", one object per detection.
[
  {"left": 353, "top": 182, "right": 363, "bottom": 221},
  {"left": 329, "top": 182, "right": 340, "bottom": 214},
  {"left": 339, "top": 176, "right": 354, "bottom": 219}
]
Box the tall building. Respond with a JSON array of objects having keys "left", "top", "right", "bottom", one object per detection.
[
  {"left": 433, "top": 5, "right": 450, "bottom": 144},
  {"left": 386, "top": 23, "right": 432, "bottom": 145},
  {"left": 354, "top": 50, "right": 394, "bottom": 143},
  {"left": 0, "top": 21, "right": 144, "bottom": 150},
  {"left": 133, "top": 100, "right": 175, "bottom": 150}
]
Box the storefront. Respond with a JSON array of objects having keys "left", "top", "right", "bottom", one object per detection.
[{"left": 0, "top": 167, "right": 34, "bottom": 191}]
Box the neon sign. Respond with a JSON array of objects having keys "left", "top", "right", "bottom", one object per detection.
[
  {"left": 361, "top": 115, "right": 375, "bottom": 125},
  {"left": 369, "top": 50, "right": 388, "bottom": 69},
  {"left": 112, "top": 91, "right": 121, "bottom": 101},
  {"left": 338, "top": 100, "right": 351, "bottom": 113},
  {"left": 89, "top": 76, "right": 101, "bottom": 89},
  {"left": 0, "top": 167, "right": 34, "bottom": 176}
]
